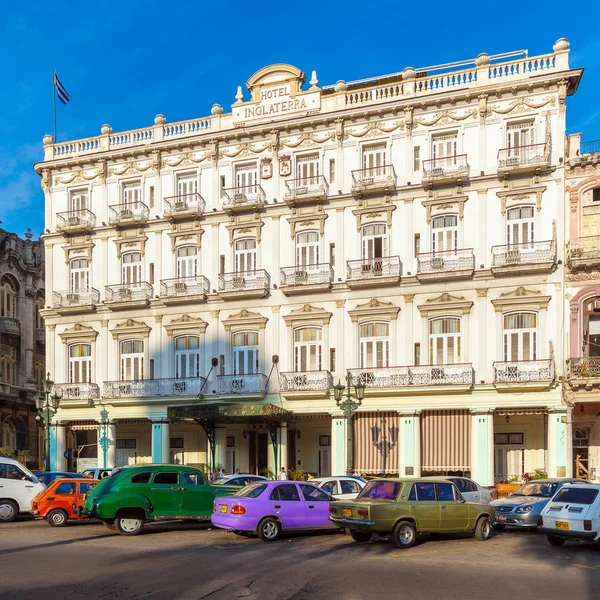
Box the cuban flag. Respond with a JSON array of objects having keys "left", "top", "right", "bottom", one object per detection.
[{"left": 54, "top": 72, "right": 71, "bottom": 104}]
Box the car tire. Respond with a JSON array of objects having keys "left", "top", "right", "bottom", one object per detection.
[
  {"left": 547, "top": 534, "right": 566, "bottom": 547},
  {"left": 114, "top": 517, "right": 144, "bottom": 536},
  {"left": 492, "top": 523, "right": 506, "bottom": 531},
  {"left": 0, "top": 500, "right": 18, "bottom": 523},
  {"left": 349, "top": 529, "right": 372, "bottom": 543},
  {"left": 46, "top": 509, "right": 69, "bottom": 527},
  {"left": 475, "top": 516, "right": 492, "bottom": 541},
  {"left": 392, "top": 521, "right": 417, "bottom": 549},
  {"left": 258, "top": 517, "right": 281, "bottom": 542}
]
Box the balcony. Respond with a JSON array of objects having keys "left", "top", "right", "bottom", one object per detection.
[
  {"left": 567, "top": 357, "right": 600, "bottom": 389},
  {"left": 493, "top": 360, "right": 555, "bottom": 391},
  {"left": 222, "top": 184, "right": 266, "bottom": 212},
  {"left": 351, "top": 165, "right": 396, "bottom": 197},
  {"left": 160, "top": 276, "right": 210, "bottom": 305},
  {"left": 218, "top": 270, "right": 270, "bottom": 300},
  {"left": 56, "top": 209, "right": 96, "bottom": 233},
  {"left": 103, "top": 377, "right": 207, "bottom": 400},
  {"left": 0, "top": 317, "right": 20, "bottom": 335},
  {"left": 497, "top": 143, "right": 548, "bottom": 177},
  {"left": 346, "top": 256, "right": 401, "bottom": 289},
  {"left": 216, "top": 373, "right": 268, "bottom": 400},
  {"left": 163, "top": 193, "right": 206, "bottom": 221},
  {"left": 491, "top": 240, "right": 556, "bottom": 276},
  {"left": 416, "top": 249, "right": 475, "bottom": 281},
  {"left": 284, "top": 176, "right": 329, "bottom": 206},
  {"left": 279, "top": 370, "right": 333, "bottom": 399},
  {"left": 108, "top": 202, "right": 149, "bottom": 227},
  {"left": 347, "top": 364, "right": 474, "bottom": 395},
  {"left": 280, "top": 264, "right": 333, "bottom": 295},
  {"left": 422, "top": 155, "right": 469, "bottom": 186},
  {"left": 104, "top": 283, "right": 153, "bottom": 309},
  {"left": 567, "top": 237, "right": 600, "bottom": 270},
  {"left": 52, "top": 288, "right": 100, "bottom": 315},
  {"left": 52, "top": 382, "right": 100, "bottom": 407}
]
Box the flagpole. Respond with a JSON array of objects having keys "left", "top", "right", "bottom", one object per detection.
[{"left": 53, "top": 69, "right": 57, "bottom": 143}]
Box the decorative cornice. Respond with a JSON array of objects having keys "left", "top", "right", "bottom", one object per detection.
[
  {"left": 164, "top": 314, "right": 208, "bottom": 336},
  {"left": 348, "top": 298, "right": 400, "bottom": 322},
  {"left": 282, "top": 304, "right": 332, "bottom": 325},
  {"left": 417, "top": 293, "right": 473, "bottom": 316},
  {"left": 491, "top": 287, "right": 551, "bottom": 312},
  {"left": 222, "top": 309, "right": 268, "bottom": 331},
  {"left": 58, "top": 323, "right": 99, "bottom": 343},
  {"left": 110, "top": 318, "right": 151, "bottom": 339}
]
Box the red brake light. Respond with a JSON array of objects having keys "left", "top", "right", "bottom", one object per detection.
[
  {"left": 584, "top": 520, "right": 592, "bottom": 531},
  {"left": 329, "top": 505, "right": 338, "bottom": 513},
  {"left": 231, "top": 505, "right": 246, "bottom": 515},
  {"left": 357, "top": 509, "right": 368, "bottom": 517}
]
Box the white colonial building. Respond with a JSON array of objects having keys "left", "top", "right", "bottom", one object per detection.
[{"left": 36, "top": 38, "right": 581, "bottom": 485}]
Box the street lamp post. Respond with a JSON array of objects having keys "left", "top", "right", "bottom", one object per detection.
[
  {"left": 333, "top": 372, "right": 366, "bottom": 476},
  {"left": 36, "top": 372, "right": 61, "bottom": 472}
]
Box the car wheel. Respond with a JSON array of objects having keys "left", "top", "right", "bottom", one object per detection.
[
  {"left": 349, "top": 530, "right": 372, "bottom": 543},
  {"left": 258, "top": 518, "right": 281, "bottom": 542},
  {"left": 114, "top": 517, "right": 144, "bottom": 536},
  {"left": 46, "top": 509, "right": 69, "bottom": 527},
  {"left": 392, "top": 521, "right": 417, "bottom": 549},
  {"left": 547, "top": 534, "right": 566, "bottom": 547},
  {"left": 475, "top": 516, "right": 492, "bottom": 541},
  {"left": 492, "top": 523, "right": 506, "bottom": 531},
  {"left": 0, "top": 500, "right": 18, "bottom": 523}
]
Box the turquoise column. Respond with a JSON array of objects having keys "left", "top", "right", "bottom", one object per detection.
[
  {"left": 152, "top": 422, "right": 166, "bottom": 463},
  {"left": 49, "top": 426, "right": 58, "bottom": 471},
  {"left": 400, "top": 412, "right": 420, "bottom": 477}
]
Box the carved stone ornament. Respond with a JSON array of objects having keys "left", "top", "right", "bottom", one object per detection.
[
  {"left": 417, "top": 293, "right": 473, "bottom": 316},
  {"left": 58, "top": 323, "right": 99, "bottom": 343},
  {"left": 162, "top": 152, "right": 209, "bottom": 169},
  {"left": 280, "top": 131, "right": 335, "bottom": 149},
  {"left": 260, "top": 157, "right": 273, "bottom": 179},
  {"left": 422, "top": 196, "right": 467, "bottom": 224},
  {"left": 348, "top": 298, "right": 400, "bottom": 322},
  {"left": 414, "top": 109, "right": 477, "bottom": 128},
  {"left": 222, "top": 309, "right": 268, "bottom": 332},
  {"left": 110, "top": 319, "right": 151, "bottom": 339},
  {"left": 279, "top": 154, "right": 292, "bottom": 177},
  {"left": 283, "top": 304, "right": 333, "bottom": 325},
  {"left": 491, "top": 287, "right": 551, "bottom": 312},
  {"left": 344, "top": 120, "right": 405, "bottom": 139},
  {"left": 488, "top": 96, "right": 555, "bottom": 116},
  {"left": 164, "top": 314, "right": 209, "bottom": 336}
]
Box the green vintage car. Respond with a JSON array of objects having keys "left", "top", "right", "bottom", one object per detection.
[
  {"left": 82, "top": 464, "right": 238, "bottom": 536},
  {"left": 329, "top": 477, "right": 494, "bottom": 549}
]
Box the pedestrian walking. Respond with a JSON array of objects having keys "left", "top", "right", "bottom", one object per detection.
[
  {"left": 219, "top": 467, "right": 226, "bottom": 477},
  {"left": 277, "top": 467, "right": 288, "bottom": 481}
]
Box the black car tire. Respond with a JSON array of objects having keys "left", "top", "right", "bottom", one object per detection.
[
  {"left": 258, "top": 517, "right": 281, "bottom": 542},
  {"left": 475, "top": 516, "right": 492, "bottom": 541},
  {"left": 392, "top": 521, "right": 417, "bottom": 549},
  {"left": 492, "top": 523, "right": 506, "bottom": 531},
  {"left": 349, "top": 530, "right": 372, "bottom": 543},
  {"left": 0, "top": 500, "right": 18, "bottom": 523},
  {"left": 547, "top": 534, "right": 566, "bottom": 547},
  {"left": 114, "top": 517, "right": 144, "bottom": 536},
  {"left": 46, "top": 509, "right": 69, "bottom": 527}
]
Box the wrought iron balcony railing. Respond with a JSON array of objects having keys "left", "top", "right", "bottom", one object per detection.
[
  {"left": 348, "top": 364, "right": 474, "bottom": 387},
  {"left": 160, "top": 276, "right": 210, "bottom": 299},
  {"left": 56, "top": 209, "right": 96, "bottom": 232},
  {"left": 284, "top": 176, "right": 329, "bottom": 200},
  {"left": 53, "top": 288, "right": 101, "bottom": 308},
  {"left": 108, "top": 201, "right": 149, "bottom": 225},
  {"left": 0, "top": 317, "right": 20, "bottom": 335},
  {"left": 279, "top": 370, "right": 333, "bottom": 392},
  {"left": 346, "top": 256, "right": 402, "bottom": 281},
  {"left": 493, "top": 360, "right": 555, "bottom": 383},
  {"left": 105, "top": 283, "right": 153, "bottom": 303},
  {"left": 52, "top": 382, "right": 100, "bottom": 401},
  {"left": 103, "top": 376, "right": 207, "bottom": 399},
  {"left": 567, "top": 357, "right": 600, "bottom": 379},
  {"left": 417, "top": 248, "right": 475, "bottom": 274},
  {"left": 491, "top": 240, "right": 556, "bottom": 268},
  {"left": 163, "top": 193, "right": 206, "bottom": 218},
  {"left": 216, "top": 373, "right": 268, "bottom": 395},
  {"left": 567, "top": 236, "right": 600, "bottom": 266},
  {"left": 351, "top": 165, "right": 396, "bottom": 191},
  {"left": 222, "top": 184, "right": 266, "bottom": 209},
  {"left": 422, "top": 154, "right": 468, "bottom": 179},
  {"left": 497, "top": 143, "right": 547, "bottom": 169},
  {"left": 218, "top": 270, "right": 270, "bottom": 294},
  {"left": 280, "top": 264, "right": 333, "bottom": 287}
]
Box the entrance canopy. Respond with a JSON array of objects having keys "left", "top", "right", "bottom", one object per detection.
[{"left": 168, "top": 402, "right": 292, "bottom": 423}]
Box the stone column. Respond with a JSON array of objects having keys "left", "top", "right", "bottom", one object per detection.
[
  {"left": 152, "top": 421, "right": 170, "bottom": 464},
  {"left": 331, "top": 414, "right": 346, "bottom": 476},
  {"left": 51, "top": 423, "right": 66, "bottom": 472},
  {"left": 547, "top": 411, "right": 557, "bottom": 477},
  {"left": 278, "top": 421, "right": 288, "bottom": 473},
  {"left": 566, "top": 404, "right": 574, "bottom": 478},
  {"left": 107, "top": 422, "right": 117, "bottom": 469},
  {"left": 399, "top": 412, "right": 421, "bottom": 477},
  {"left": 214, "top": 426, "right": 227, "bottom": 470},
  {"left": 548, "top": 410, "right": 568, "bottom": 478},
  {"left": 404, "top": 198, "right": 414, "bottom": 276},
  {"left": 470, "top": 410, "right": 494, "bottom": 486}
]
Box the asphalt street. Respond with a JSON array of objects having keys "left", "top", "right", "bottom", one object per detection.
[{"left": 1, "top": 518, "right": 600, "bottom": 600}]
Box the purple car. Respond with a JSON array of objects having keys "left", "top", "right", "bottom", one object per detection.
[{"left": 212, "top": 480, "right": 339, "bottom": 541}]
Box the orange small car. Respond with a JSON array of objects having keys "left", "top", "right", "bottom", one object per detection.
[{"left": 31, "top": 478, "right": 98, "bottom": 527}]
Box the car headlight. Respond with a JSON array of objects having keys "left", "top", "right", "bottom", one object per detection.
[{"left": 515, "top": 505, "right": 532, "bottom": 513}]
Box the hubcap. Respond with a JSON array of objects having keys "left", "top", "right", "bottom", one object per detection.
[
  {"left": 482, "top": 520, "right": 490, "bottom": 537},
  {"left": 263, "top": 521, "right": 278, "bottom": 539},
  {"left": 120, "top": 518, "right": 141, "bottom": 533},
  {"left": 400, "top": 526, "right": 414, "bottom": 544},
  {"left": 51, "top": 512, "right": 65, "bottom": 525},
  {"left": 0, "top": 503, "right": 15, "bottom": 521}
]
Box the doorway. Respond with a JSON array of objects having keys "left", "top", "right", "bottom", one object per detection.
[
  {"left": 248, "top": 431, "right": 269, "bottom": 475},
  {"left": 574, "top": 429, "right": 590, "bottom": 479}
]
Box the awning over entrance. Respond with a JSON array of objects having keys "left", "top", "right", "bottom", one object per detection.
[
  {"left": 354, "top": 412, "right": 400, "bottom": 475},
  {"left": 422, "top": 409, "right": 471, "bottom": 471},
  {"left": 495, "top": 408, "right": 547, "bottom": 416},
  {"left": 168, "top": 403, "right": 292, "bottom": 422}
]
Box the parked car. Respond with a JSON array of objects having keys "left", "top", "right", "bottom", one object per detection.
[
  {"left": 34, "top": 471, "right": 83, "bottom": 486},
  {"left": 82, "top": 464, "right": 238, "bottom": 535},
  {"left": 0, "top": 457, "right": 46, "bottom": 522},
  {"left": 540, "top": 483, "right": 600, "bottom": 547},
  {"left": 310, "top": 477, "right": 366, "bottom": 500},
  {"left": 211, "top": 474, "right": 268, "bottom": 487},
  {"left": 423, "top": 476, "right": 496, "bottom": 504},
  {"left": 329, "top": 478, "right": 494, "bottom": 549},
  {"left": 31, "top": 478, "right": 98, "bottom": 526},
  {"left": 212, "top": 480, "right": 338, "bottom": 541},
  {"left": 490, "top": 478, "right": 588, "bottom": 530},
  {"left": 80, "top": 468, "right": 113, "bottom": 480}
]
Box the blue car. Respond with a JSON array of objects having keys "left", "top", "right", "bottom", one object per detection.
[{"left": 34, "top": 471, "right": 83, "bottom": 486}]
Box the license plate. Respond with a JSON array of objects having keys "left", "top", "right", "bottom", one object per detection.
[
  {"left": 555, "top": 521, "right": 569, "bottom": 531},
  {"left": 496, "top": 515, "right": 507, "bottom": 523},
  {"left": 220, "top": 505, "right": 228, "bottom": 514},
  {"left": 342, "top": 509, "right": 352, "bottom": 518}
]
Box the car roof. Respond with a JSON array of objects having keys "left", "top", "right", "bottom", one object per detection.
[
  {"left": 0, "top": 457, "right": 23, "bottom": 466},
  {"left": 561, "top": 482, "right": 600, "bottom": 489},
  {"left": 49, "top": 477, "right": 98, "bottom": 484}
]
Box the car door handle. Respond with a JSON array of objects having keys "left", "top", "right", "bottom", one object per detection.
[
  {"left": 308, "top": 505, "right": 315, "bottom": 509},
  {"left": 274, "top": 505, "right": 281, "bottom": 509}
]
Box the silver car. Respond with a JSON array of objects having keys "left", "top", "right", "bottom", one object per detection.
[{"left": 491, "top": 478, "right": 588, "bottom": 530}]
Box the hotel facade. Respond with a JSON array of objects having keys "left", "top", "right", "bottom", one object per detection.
[{"left": 37, "top": 39, "right": 583, "bottom": 485}]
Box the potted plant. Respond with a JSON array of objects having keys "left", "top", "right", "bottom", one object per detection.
[{"left": 496, "top": 475, "right": 521, "bottom": 498}]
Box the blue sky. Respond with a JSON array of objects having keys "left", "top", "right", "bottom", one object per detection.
[{"left": 1, "top": 1, "right": 599, "bottom": 238}]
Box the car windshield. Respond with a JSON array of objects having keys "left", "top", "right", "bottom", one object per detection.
[
  {"left": 357, "top": 480, "right": 402, "bottom": 501},
  {"left": 234, "top": 483, "right": 267, "bottom": 498},
  {"left": 513, "top": 482, "right": 557, "bottom": 497},
  {"left": 212, "top": 478, "right": 229, "bottom": 485}
]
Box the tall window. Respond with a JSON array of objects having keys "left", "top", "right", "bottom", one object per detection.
[
  {"left": 296, "top": 231, "right": 319, "bottom": 267},
  {"left": 122, "top": 252, "right": 142, "bottom": 285},
  {"left": 69, "top": 344, "right": 92, "bottom": 383},
  {"left": 176, "top": 246, "right": 198, "bottom": 278},
  {"left": 1, "top": 421, "right": 16, "bottom": 449},
  {"left": 359, "top": 322, "right": 389, "bottom": 368},
  {"left": 122, "top": 181, "right": 142, "bottom": 205},
  {"left": 429, "top": 318, "right": 461, "bottom": 365},
  {"left": 583, "top": 298, "right": 600, "bottom": 357},
  {"left": 432, "top": 215, "right": 458, "bottom": 253},
  {"left": 120, "top": 340, "right": 144, "bottom": 381},
  {"left": 507, "top": 206, "right": 534, "bottom": 246},
  {"left": 432, "top": 133, "right": 458, "bottom": 162},
  {"left": 362, "top": 224, "right": 388, "bottom": 264},
  {"left": 175, "top": 336, "right": 200, "bottom": 378},
  {"left": 232, "top": 332, "right": 259, "bottom": 375},
  {"left": 0, "top": 277, "right": 17, "bottom": 318},
  {"left": 294, "top": 328, "right": 322, "bottom": 371},
  {"left": 235, "top": 164, "right": 257, "bottom": 189},
  {"left": 70, "top": 258, "right": 90, "bottom": 291},
  {"left": 362, "top": 143, "right": 386, "bottom": 175},
  {"left": 35, "top": 296, "right": 44, "bottom": 330},
  {"left": 507, "top": 121, "right": 534, "bottom": 151},
  {"left": 296, "top": 154, "right": 319, "bottom": 182},
  {"left": 503, "top": 313, "right": 537, "bottom": 362},
  {"left": 177, "top": 174, "right": 198, "bottom": 198},
  {"left": 235, "top": 239, "right": 257, "bottom": 273},
  {"left": 0, "top": 345, "right": 16, "bottom": 385},
  {"left": 70, "top": 189, "right": 89, "bottom": 211}
]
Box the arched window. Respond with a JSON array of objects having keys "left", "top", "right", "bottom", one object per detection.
[
  {"left": 69, "top": 343, "right": 92, "bottom": 383},
  {"left": 0, "top": 344, "right": 17, "bottom": 385},
  {"left": 503, "top": 312, "right": 537, "bottom": 362},
  {"left": 361, "top": 224, "right": 388, "bottom": 264},
  {"left": 296, "top": 231, "right": 319, "bottom": 268},
  {"left": 359, "top": 322, "right": 389, "bottom": 368},
  {"left": 35, "top": 291, "right": 45, "bottom": 330},
  {"left": 35, "top": 361, "right": 45, "bottom": 390},
  {"left": 294, "top": 328, "right": 322, "bottom": 371},
  {"left": 507, "top": 206, "right": 534, "bottom": 246},
  {"left": 432, "top": 215, "right": 458, "bottom": 253},
  {"left": 1, "top": 420, "right": 16, "bottom": 448},
  {"left": 232, "top": 332, "right": 259, "bottom": 375},
  {"left": 235, "top": 239, "right": 256, "bottom": 273},
  {"left": 122, "top": 252, "right": 142, "bottom": 285},
  {"left": 176, "top": 245, "right": 197, "bottom": 279},
  {"left": 429, "top": 318, "right": 461, "bottom": 365},
  {"left": 70, "top": 258, "right": 90, "bottom": 291},
  {"left": 582, "top": 297, "right": 600, "bottom": 357},
  {"left": 0, "top": 276, "right": 17, "bottom": 318},
  {"left": 120, "top": 340, "right": 144, "bottom": 381},
  {"left": 175, "top": 336, "right": 200, "bottom": 378}
]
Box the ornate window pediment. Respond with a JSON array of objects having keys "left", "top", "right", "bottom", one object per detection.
[
  {"left": 418, "top": 293, "right": 473, "bottom": 317},
  {"left": 222, "top": 309, "right": 268, "bottom": 332},
  {"left": 497, "top": 185, "right": 546, "bottom": 215},
  {"left": 110, "top": 318, "right": 151, "bottom": 340},
  {"left": 58, "top": 323, "right": 99, "bottom": 343},
  {"left": 283, "top": 303, "right": 332, "bottom": 326},
  {"left": 165, "top": 314, "right": 208, "bottom": 336},
  {"left": 422, "top": 195, "right": 468, "bottom": 224},
  {"left": 491, "top": 286, "right": 551, "bottom": 312},
  {"left": 348, "top": 298, "right": 400, "bottom": 323}
]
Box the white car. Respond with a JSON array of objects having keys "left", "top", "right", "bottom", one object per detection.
[
  {"left": 424, "top": 476, "right": 496, "bottom": 504},
  {"left": 310, "top": 477, "right": 366, "bottom": 499},
  {"left": 0, "top": 457, "right": 46, "bottom": 522},
  {"left": 211, "top": 474, "right": 269, "bottom": 487},
  {"left": 540, "top": 483, "right": 600, "bottom": 546}
]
